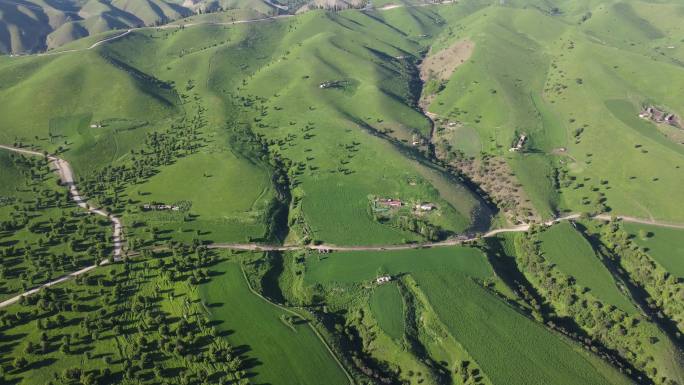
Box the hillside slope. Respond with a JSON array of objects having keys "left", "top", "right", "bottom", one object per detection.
[{"left": 0, "top": 0, "right": 275, "bottom": 53}]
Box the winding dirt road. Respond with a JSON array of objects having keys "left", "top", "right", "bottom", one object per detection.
[
  {"left": 207, "top": 214, "right": 580, "bottom": 252},
  {"left": 0, "top": 152, "right": 683, "bottom": 307},
  {"left": 18, "top": 15, "right": 295, "bottom": 59},
  {"left": 0, "top": 145, "right": 123, "bottom": 308},
  {"left": 9, "top": 0, "right": 456, "bottom": 60},
  {"left": 208, "top": 213, "right": 684, "bottom": 252}
]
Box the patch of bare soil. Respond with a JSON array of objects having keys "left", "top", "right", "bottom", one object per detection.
[
  {"left": 431, "top": 121, "right": 539, "bottom": 225},
  {"left": 418, "top": 39, "right": 474, "bottom": 109},
  {"left": 420, "top": 39, "right": 474, "bottom": 82}
]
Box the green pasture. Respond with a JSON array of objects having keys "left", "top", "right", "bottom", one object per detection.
[
  {"left": 508, "top": 153, "right": 559, "bottom": 219},
  {"left": 199, "top": 260, "right": 349, "bottom": 385},
  {"left": 539, "top": 222, "right": 637, "bottom": 313},
  {"left": 414, "top": 2, "right": 684, "bottom": 222},
  {"left": 542, "top": 22, "right": 684, "bottom": 221},
  {"left": 369, "top": 282, "right": 405, "bottom": 341},
  {"left": 304, "top": 245, "right": 633, "bottom": 385},
  {"left": 234, "top": 11, "right": 488, "bottom": 243},
  {"left": 414, "top": 269, "right": 634, "bottom": 385},
  {"left": 625, "top": 223, "right": 684, "bottom": 278},
  {"left": 305, "top": 246, "right": 489, "bottom": 284},
  {"left": 0, "top": 50, "right": 179, "bottom": 175},
  {"left": 125, "top": 150, "right": 274, "bottom": 243}
]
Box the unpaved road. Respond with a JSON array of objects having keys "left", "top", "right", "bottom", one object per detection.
[
  {"left": 207, "top": 214, "right": 580, "bottom": 252},
  {"left": 17, "top": 15, "right": 295, "bottom": 58},
  {"left": 594, "top": 214, "right": 684, "bottom": 230},
  {"left": 0, "top": 265, "right": 97, "bottom": 308},
  {"left": 208, "top": 213, "right": 684, "bottom": 252},
  {"left": 0, "top": 145, "right": 123, "bottom": 308},
  {"left": 377, "top": 0, "right": 455, "bottom": 11},
  {"left": 10, "top": 1, "right": 455, "bottom": 59},
  {"left": 1, "top": 155, "right": 683, "bottom": 307}
]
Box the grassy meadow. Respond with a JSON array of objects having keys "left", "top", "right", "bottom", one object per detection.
[
  {"left": 411, "top": 1, "right": 684, "bottom": 221},
  {"left": 369, "top": 282, "right": 405, "bottom": 341},
  {"left": 302, "top": 246, "right": 635, "bottom": 385},
  {"left": 199, "top": 259, "right": 349, "bottom": 385},
  {"left": 538, "top": 222, "right": 637, "bottom": 313},
  {"left": 123, "top": 150, "right": 275, "bottom": 243},
  {"left": 625, "top": 223, "right": 684, "bottom": 278},
  {"left": 2, "top": 0, "right": 684, "bottom": 384}
]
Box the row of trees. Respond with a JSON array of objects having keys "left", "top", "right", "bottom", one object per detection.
[
  {"left": 599, "top": 221, "right": 683, "bottom": 337},
  {"left": 515, "top": 226, "right": 679, "bottom": 385}
]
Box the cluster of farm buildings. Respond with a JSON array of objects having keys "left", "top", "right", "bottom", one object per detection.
[
  {"left": 376, "top": 198, "right": 436, "bottom": 211},
  {"left": 142, "top": 203, "right": 180, "bottom": 211},
  {"left": 509, "top": 134, "right": 527, "bottom": 152},
  {"left": 639, "top": 106, "right": 681, "bottom": 128}
]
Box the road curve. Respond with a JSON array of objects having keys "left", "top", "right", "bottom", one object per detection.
[
  {"left": 594, "top": 214, "right": 684, "bottom": 230},
  {"left": 207, "top": 212, "right": 684, "bottom": 253},
  {"left": 2, "top": 143, "right": 684, "bottom": 307},
  {"left": 23, "top": 15, "right": 295, "bottom": 59},
  {"left": 0, "top": 144, "right": 123, "bottom": 308},
  {"left": 11, "top": 0, "right": 456, "bottom": 60}
]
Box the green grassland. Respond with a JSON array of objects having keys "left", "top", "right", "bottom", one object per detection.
[
  {"left": 2, "top": 1, "right": 684, "bottom": 384},
  {"left": 1, "top": 21, "right": 284, "bottom": 245},
  {"left": 369, "top": 282, "right": 405, "bottom": 341},
  {"left": 123, "top": 150, "right": 275, "bottom": 243},
  {"left": 539, "top": 222, "right": 637, "bottom": 313},
  {"left": 416, "top": 0, "right": 684, "bottom": 221},
  {"left": 234, "top": 10, "right": 490, "bottom": 243},
  {"left": 414, "top": 271, "right": 632, "bottom": 385},
  {"left": 625, "top": 223, "right": 684, "bottom": 278},
  {"left": 514, "top": 226, "right": 684, "bottom": 385},
  {"left": 0, "top": 51, "right": 179, "bottom": 175},
  {"left": 199, "top": 259, "right": 349, "bottom": 385},
  {"left": 304, "top": 246, "right": 488, "bottom": 284},
  {"left": 86, "top": 9, "right": 492, "bottom": 245},
  {"left": 303, "top": 246, "right": 634, "bottom": 385}
]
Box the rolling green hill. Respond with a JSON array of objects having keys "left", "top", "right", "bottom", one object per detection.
[
  {"left": 0, "top": 0, "right": 276, "bottom": 54},
  {"left": 1, "top": 1, "right": 684, "bottom": 384}
]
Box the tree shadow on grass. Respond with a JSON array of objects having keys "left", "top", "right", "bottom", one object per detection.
[
  {"left": 217, "top": 328, "right": 235, "bottom": 338},
  {"left": 17, "top": 357, "right": 57, "bottom": 373},
  {"left": 0, "top": 332, "right": 28, "bottom": 345}
]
